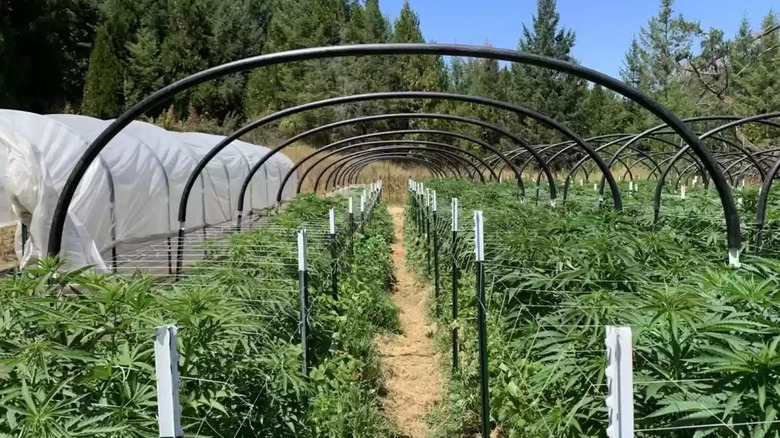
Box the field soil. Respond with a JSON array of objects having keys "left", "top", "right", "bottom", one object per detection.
[
  {"left": 377, "top": 206, "right": 443, "bottom": 437},
  {"left": 0, "top": 226, "right": 16, "bottom": 271}
]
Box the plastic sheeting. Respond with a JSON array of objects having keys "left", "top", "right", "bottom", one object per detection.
[
  {"left": 0, "top": 144, "right": 13, "bottom": 227},
  {"left": 0, "top": 111, "right": 298, "bottom": 270}
]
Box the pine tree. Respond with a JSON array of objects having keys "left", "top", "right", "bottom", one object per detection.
[
  {"left": 510, "top": 0, "right": 587, "bottom": 143},
  {"left": 634, "top": 0, "right": 701, "bottom": 115},
  {"left": 388, "top": 2, "right": 447, "bottom": 133},
  {"left": 123, "top": 27, "right": 164, "bottom": 108},
  {"left": 82, "top": 27, "right": 123, "bottom": 118},
  {"left": 733, "top": 11, "right": 780, "bottom": 145}
]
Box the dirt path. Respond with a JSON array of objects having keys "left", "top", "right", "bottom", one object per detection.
[{"left": 378, "top": 206, "right": 443, "bottom": 438}]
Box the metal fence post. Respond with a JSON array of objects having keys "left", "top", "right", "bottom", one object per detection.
[
  {"left": 360, "top": 190, "right": 366, "bottom": 226},
  {"left": 329, "top": 208, "right": 338, "bottom": 300},
  {"left": 432, "top": 190, "right": 440, "bottom": 317},
  {"left": 451, "top": 197, "right": 459, "bottom": 372},
  {"left": 298, "top": 228, "right": 309, "bottom": 374},
  {"left": 474, "top": 211, "right": 490, "bottom": 438},
  {"left": 426, "top": 188, "right": 431, "bottom": 276},
  {"left": 605, "top": 326, "right": 634, "bottom": 438},
  {"left": 349, "top": 197, "right": 355, "bottom": 256},
  {"left": 154, "top": 325, "right": 183, "bottom": 438}
]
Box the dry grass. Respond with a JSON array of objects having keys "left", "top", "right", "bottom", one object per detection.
[{"left": 0, "top": 226, "right": 16, "bottom": 270}]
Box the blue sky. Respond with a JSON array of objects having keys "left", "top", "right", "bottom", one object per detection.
[{"left": 380, "top": 0, "right": 777, "bottom": 78}]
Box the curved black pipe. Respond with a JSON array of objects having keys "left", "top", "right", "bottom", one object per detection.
[
  {"left": 50, "top": 43, "right": 725, "bottom": 259},
  {"left": 235, "top": 112, "right": 541, "bottom": 219},
  {"left": 339, "top": 155, "right": 461, "bottom": 189},
  {"left": 322, "top": 150, "right": 463, "bottom": 193},
  {"left": 278, "top": 129, "right": 500, "bottom": 200},
  {"left": 653, "top": 113, "right": 780, "bottom": 226},
  {"left": 193, "top": 91, "right": 563, "bottom": 232},
  {"left": 295, "top": 139, "right": 490, "bottom": 196},
  {"left": 323, "top": 152, "right": 454, "bottom": 191},
  {"left": 324, "top": 150, "right": 459, "bottom": 192}
]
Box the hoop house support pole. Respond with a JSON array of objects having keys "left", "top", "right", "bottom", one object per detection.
[
  {"left": 360, "top": 190, "right": 366, "bottom": 230},
  {"left": 474, "top": 211, "right": 490, "bottom": 438},
  {"left": 154, "top": 325, "right": 183, "bottom": 438},
  {"left": 329, "top": 208, "right": 338, "bottom": 300},
  {"left": 605, "top": 326, "right": 634, "bottom": 438},
  {"left": 426, "top": 189, "right": 431, "bottom": 276},
  {"left": 432, "top": 191, "right": 440, "bottom": 317},
  {"left": 298, "top": 229, "right": 310, "bottom": 374},
  {"left": 451, "top": 197, "right": 460, "bottom": 372},
  {"left": 349, "top": 197, "right": 355, "bottom": 258}
]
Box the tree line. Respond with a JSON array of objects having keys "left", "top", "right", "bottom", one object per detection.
[{"left": 0, "top": 0, "right": 777, "bottom": 150}]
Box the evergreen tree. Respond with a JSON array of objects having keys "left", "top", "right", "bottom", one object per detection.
[
  {"left": 123, "top": 27, "right": 164, "bottom": 108},
  {"left": 82, "top": 27, "right": 123, "bottom": 118},
  {"left": 510, "top": 0, "right": 587, "bottom": 143},
  {"left": 388, "top": 2, "right": 448, "bottom": 134},
  {"left": 733, "top": 11, "right": 780, "bottom": 145},
  {"left": 634, "top": 0, "right": 701, "bottom": 114}
]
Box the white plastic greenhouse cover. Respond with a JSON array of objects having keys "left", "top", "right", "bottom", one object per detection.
[{"left": 0, "top": 110, "right": 297, "bottom": 270}]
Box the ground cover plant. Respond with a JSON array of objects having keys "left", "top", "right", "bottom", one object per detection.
[
  {"left": 408, "top": 178, "right": 780, "bottom": 438},
  {"left": 0, "top": 193, "right": 400, "bottom": 438}
]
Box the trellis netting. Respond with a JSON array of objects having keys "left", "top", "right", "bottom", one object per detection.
[{"left": 0, "top": 110, "right": 297, "bottom": 270}]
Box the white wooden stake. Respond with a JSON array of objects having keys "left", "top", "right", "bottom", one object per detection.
[
  {"left": 329, "top": 208, "right": 335, "bottom": 235},
  {"left": 628, "top": 181, "right": 634, "bottom": 191},
  {"left": 729, "top": 248, "right": 741, "bottom": 268},
  {"left": 594, "top": 183, "right": 598, "bottom": 191},
  {"left": 451, "top": 198, "right": 459, "bottom": 232},
  {"left": 605, "top": 326, "right": 633, "bottom": 438},
  {"left": 154, "top": 325, "right": 183, "bottom": 438},
  {"left": 579, "top": 178, "right": 583, "bottom": 186},
  {"left": 432, "top": 191, "right": 437, "bottom": 212},
  {"left": 474, "top": 211, "right": 484, "bottom": 262},
  {"left": 680, "top": 184, "right": 687, "bottom": 200},
  {"left": 348, "top": 196, "right": 353, "bottom": 214}
]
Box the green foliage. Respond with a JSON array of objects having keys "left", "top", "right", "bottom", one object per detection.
[
  {"left": 0, "top": 193, "right": 400, "bottom": 437},
  {"left": 408, "top": 178, "right": 780, "bottom": 438},
  {"left": 82, "top": 27, "right": 123, "bottom": 118}
]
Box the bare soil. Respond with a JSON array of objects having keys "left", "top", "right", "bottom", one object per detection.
[
  {"left": 377, "top": 206, "right": 443, "bottom": 438},
  {"left": 0, "top": 226, "right": 16, "bottom": 271}
]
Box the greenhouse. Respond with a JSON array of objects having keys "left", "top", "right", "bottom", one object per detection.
[{"left": 0, "top": 111, "right": 297, "bottom": 271}]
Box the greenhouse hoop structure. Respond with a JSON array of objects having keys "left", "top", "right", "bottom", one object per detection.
[{"left": 0, "top": 110, "right": 297, "bottom": 272}]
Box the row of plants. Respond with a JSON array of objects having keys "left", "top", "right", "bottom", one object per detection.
[
  {"left": 406, "top": 178, "right": 780, "bottom": 438},
  {"left": 0, "top": 193, "right": 401, "bottom": 438}
]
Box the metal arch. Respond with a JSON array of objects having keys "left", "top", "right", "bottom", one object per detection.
[
  {"left": 338, "top": 155, "right": 446, "bottom": 187},
  {"left": 294, "top": 139, "right": 491, "bottom": 196},
  {"left": 321, "top": 148, "right": 477, "bottom": 192},
  {"left": 337, "top": 150, "right": 479, "bottom": 188},
  {"left": 339, "top": 155, "right": 455, "bottom": 188},
  {"left": 499, "top": 133, "right": 638, "bottom": 175},
  {"left": 606, "top": 115, "right": 780, "bottom": 180},
  {"left": 321, "top": 151, "right": 456, "bottom": 191},
  {"left": 312, "top": 143, "right": 479, "bottom": 184},
  {"left": 277, "top": 129, "right": 501, "bottom": 201},
  {"left": 234, "top": 112, "right": 544, "bottom": 218},
  {"left": 755, "top": 153, "right": 780, "bottom": 251},
  {"left": 50, "top": 43, "right": 730, "bottom": 258},
  {"left": 566, "top": 130, "right": 752, "bottom": 201},
  {"left": 654, "top": 112, "right": 780, "bottom": 223},
  {"left": 190, "top": 91, "right": 565, "bottom": 237},
  {"left": 324, "top": 150, "right": 462, "bottom": 192},
  {"left": 337, "top": 155, "right": 448, "bottom": 182},
  {"left": 561, "top": 134, "right": 689, "bottom": 204}
]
